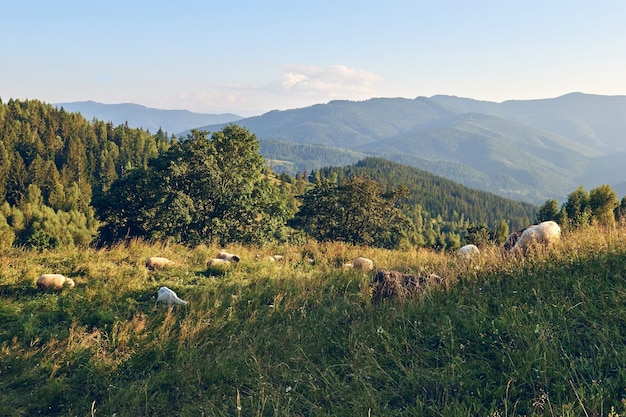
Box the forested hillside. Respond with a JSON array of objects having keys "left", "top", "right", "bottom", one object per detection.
[
  {"left": 315, "top": 157, "right": 537, "bottom": 231},
  {"left": 195, "top": 93, "right": 626, "bottom": 204},
  {"left": 0, "top": 98, "right": 544, "bottom": 251},
  {"left": 0, "top": 98, "right": 171, "bottom": 248},
  {"left": 260, "top": 138, "right": 365, "bottom": 175}
]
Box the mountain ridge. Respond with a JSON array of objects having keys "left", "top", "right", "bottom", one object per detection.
[
  {"left": 60, "top": 93, "right": 626, "bottom": 204},
  {"left": 54, "top": 100, "right": 242, "bottom": 135}
]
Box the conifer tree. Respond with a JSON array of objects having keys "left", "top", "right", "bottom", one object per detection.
[
  {"left": 537, "top": 198, "right": 559, "bottom": 222},
  {"left": 589, "top": 184, "right": 619, "bottom": 227},
  {"left": 563, "top": 185, "right": 591, "bottom": 228}
]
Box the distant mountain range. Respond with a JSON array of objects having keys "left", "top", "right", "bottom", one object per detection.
[
  {"left": 59, "top": 93, "right": 626, "bottom": 204},
  {"left": 54, "top": 101, "right": 242, "bottom": 135},
  {"left": 189, "top": 93, "right": 626, "bottom": 204}
]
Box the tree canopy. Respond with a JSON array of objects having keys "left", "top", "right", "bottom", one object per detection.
[
  {"left": 96, "top": 126, "right": 294, "bottom": 245},
  {"left": 289, "top": 174, "right": 416, "bottom": 249}
]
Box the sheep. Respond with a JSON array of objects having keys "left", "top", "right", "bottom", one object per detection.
[
  {"left": 370, "top": 270, "right": 442, "bottom": 303},
  {"left": 255, "top": 254, "right": 284, "bottom": 262},
  {"left": 145, "top": 256, "right": 176, "bottom": 270},
  {"left": 507, "top": 220, "right": 561, "bottom": 254},
  {"left": 207, "top": 258, "right": 233, "bottom": 268},
  {"left": 156, "top": 286, "right": 187, "bottom": 305},
  {"left": 503, "top": 228, "right": 528, "bottom": 251},
  {"left": 456, "top": 244, "right": 480, "bottom": 260},
  {"left": 216, "top": 251, "right": 241, "bottom": 262},
  {"left": 37, "top": 274, "right": 75, "bottom": 290},
  {"left": 352, "top": 257, "right": 374, "bottom": 271}
]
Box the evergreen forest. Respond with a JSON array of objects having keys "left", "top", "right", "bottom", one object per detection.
[{"left": 0, "top": 98, "right": 624, "bottom": 251}]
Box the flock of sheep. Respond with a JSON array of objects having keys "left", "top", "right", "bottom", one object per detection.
[
  {"left": 456, "top": 220, "right": 562, "bottom": 260},
  {"left": 35, "top": 221, "right": 562, "bottom": 304},
  {"left": 373, "top": 220, "right": 562, "bottom": 302}
]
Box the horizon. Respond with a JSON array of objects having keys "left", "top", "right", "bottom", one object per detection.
[
  {"left": 43, "top": 90, "right": 622, "bottom": 118},
  {"left": 2, "top": 1, "right": 625, "bottom": 116}
]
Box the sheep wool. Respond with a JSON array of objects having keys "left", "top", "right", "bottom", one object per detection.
[
  {"left": 457, "top": 244, "right": 480, "bottom": 260},
  {"left": 207, "top": 258, "right": 232, "bottom": 268},
  {"left": 353, "top": 257, "right": 374, "bottom": 271},
  {"left": 513, "top": 220, "right": 561, "bottom": 253},
  {"left": 156, "top": 286, "right": 187, "bottom": 305},
  {"left": 216, "top": 251, "right": 241, "bottom": 262},
  {"left": 145, "top": 257, "right": 175, "bottom": 270},
  {"left": 37, "top": 274, "right": 75, "bottom": 290}
]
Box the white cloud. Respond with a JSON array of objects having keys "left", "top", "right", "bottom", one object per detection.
[
  {"left": 144, "top": 64, "right": 382, "bottom": 115},
  {"left": 279, "top": 64, "right": 380, "bottom": 97}
]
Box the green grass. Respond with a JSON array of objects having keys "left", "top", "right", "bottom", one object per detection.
[{"left": 1, "top": 230, "right": 626, "bottom": 416}]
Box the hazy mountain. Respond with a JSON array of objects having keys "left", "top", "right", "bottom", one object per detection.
[
  {"left": 180, "top": 97, "right": 449, "bottom": 147},
  {"left": 429, "top": 92, "right": 626, "bottom": 153},
  {"left": 194, "top": 93, "right": 626, "bottom": 204},
  {"left": 54, "top": 101, "right": 242, "bottom": 134}
]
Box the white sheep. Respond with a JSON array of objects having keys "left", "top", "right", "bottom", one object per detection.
[
  {"left": 509, "top": 220, "right": 561, "bottom": 253},
  {"left": 37, "top": 274, "right": 75, "bottom": 290},
  {"left": 457, "top": 244, "right": 480, "bottom": 260},
  {"left": 207, "top": 258, "right": 233, "bottom": 268},
  {"left": 353, "top": 257, "right": 374, "bottom": 271},
  {"left": 156, "top": 286, "right": 188, "bottom": 305},
  {"left": 255, "top": 254, "right": 284, "bottom": 262},
  {"left": 145, "top": 256, "right": 176, "bottom": 270},
  {"left": 216, "top": 251, "right": 241, "bottom": 262}
]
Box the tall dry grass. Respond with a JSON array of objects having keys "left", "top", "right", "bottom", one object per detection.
[{"left": 1, "top": 226, "right": 626, "bottom": 416}]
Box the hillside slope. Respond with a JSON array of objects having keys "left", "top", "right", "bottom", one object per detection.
[
  {"left": 1, "top": 230, "right": 625, "bottom": 416},
  {"left": 317, "top": 157, "right": 537, "bottom": 231},
  {"left": 195, "top": 93, "right": 626, "bottom": 204},
  {"left": 359, "top": 113, "right": 595, "bottom": 202}
]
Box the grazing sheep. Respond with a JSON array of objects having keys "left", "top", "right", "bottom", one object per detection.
[
  {"left": 457, "top": 244, "right": 480, "bottom": 260},
  {"left": 507, "top": 221, "right": 561, "bottom": 253},
  {"left": 352, "top": 257, "right": 374, "bottom": 271},
  {"left": 207, "top": 258, "right": 232, "bottom": 268},
  {"left": 37, "top": 274, "right": 75, "bottom": 290},
  {"left": 371, "top": 270, "right": 421, "bottom": 303},
  {"left": 145, "top": 257, "right": 176, "bottom": 270},
  {"left": 370, "top": 270, "right": 444, "bottom": 303},
  {"left": 503, "top": 228, "right": 528, "bottom": 251},
  {"left": 342, "top": 262, "right": 353, "bottom": 269},
  {"left": 217, "top": 251, "right": 241, "bottom": 262},
  {"left": 255, "top": 254, "right": 284, "bottom": 262},
  {"left": 156, "top": 286, "right": 187, "bottom": 305}
]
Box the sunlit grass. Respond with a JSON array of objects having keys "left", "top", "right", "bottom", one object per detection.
[{"left": 1, "top": 225, "right": 626, "bottom": 416}]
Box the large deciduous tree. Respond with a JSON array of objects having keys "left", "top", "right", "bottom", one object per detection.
[
  {"left": 289, "top": 174, "right": 415, "bottom": 249},
  {"left": 95, "top": 125, "right": 293, "bottom": 245}
]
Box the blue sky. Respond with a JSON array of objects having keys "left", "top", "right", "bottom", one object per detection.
[{"left": 1, "top": 1, "right": 625, "bottom": 116}]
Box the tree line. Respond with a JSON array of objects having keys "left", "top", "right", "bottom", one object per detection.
[{"left": 0, "top": 98, "right": 624, "bottom": 251}]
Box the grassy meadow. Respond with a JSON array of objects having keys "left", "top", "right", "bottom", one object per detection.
[{"left": 1, "top": 227, "right": 626, "bottom": 416}]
